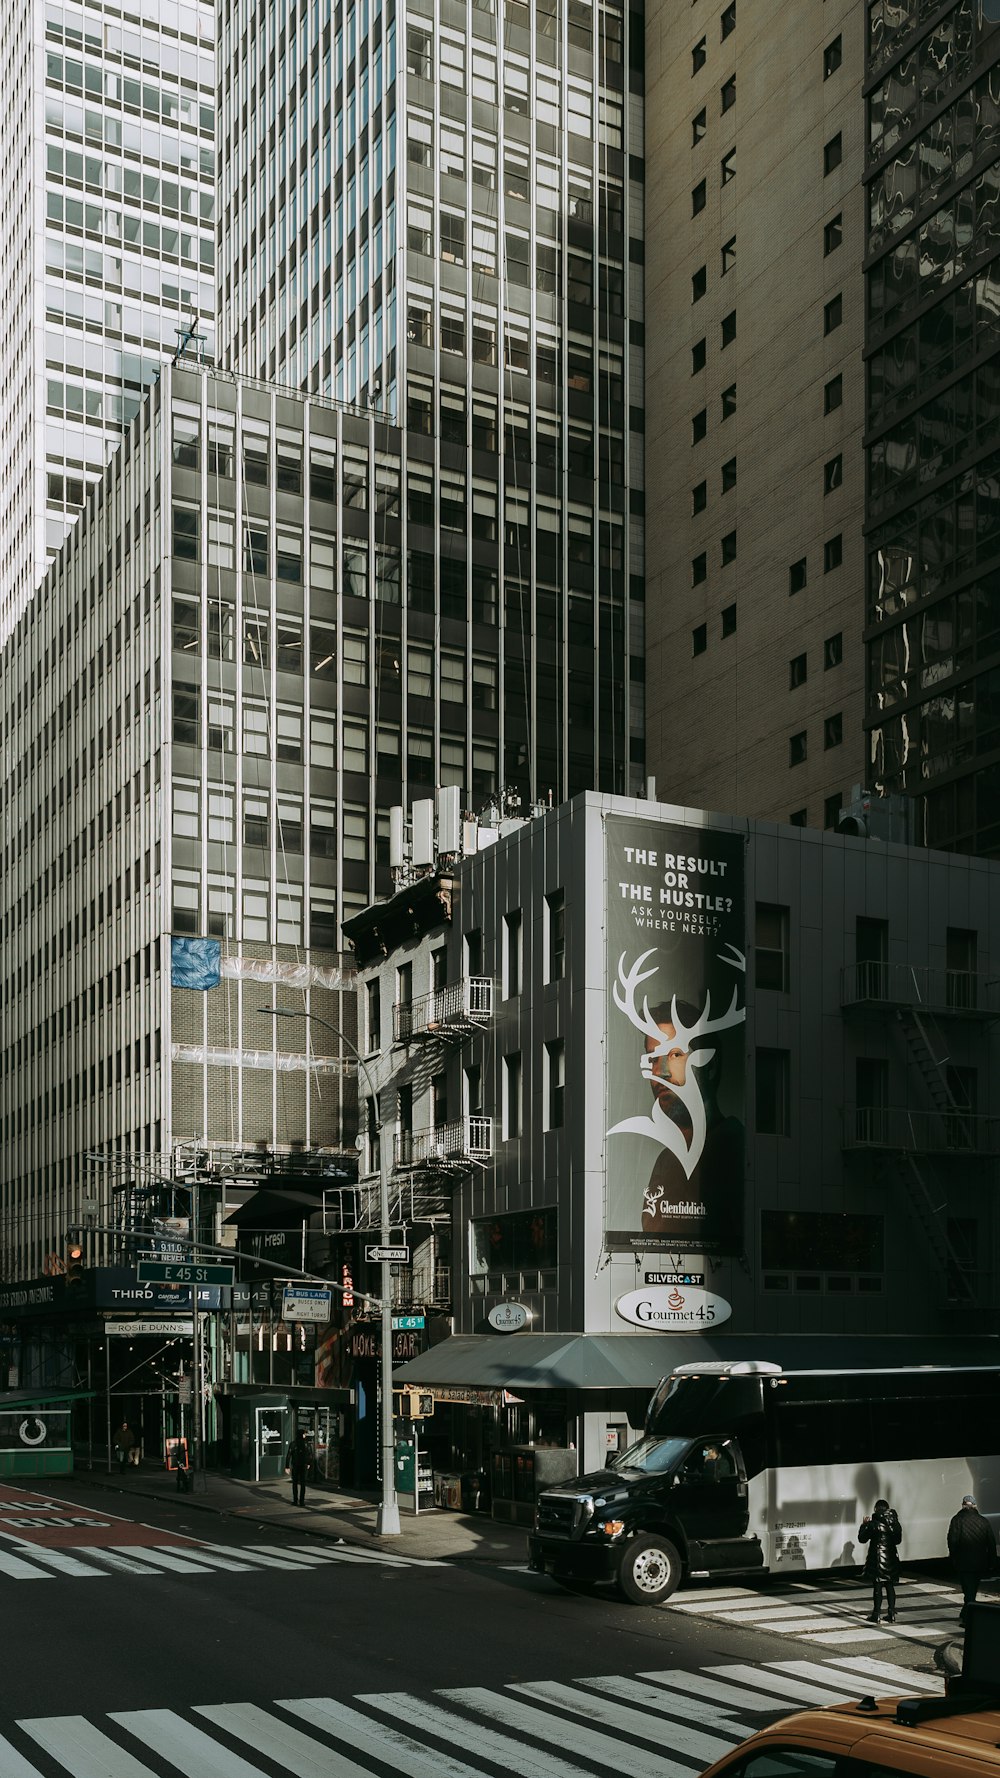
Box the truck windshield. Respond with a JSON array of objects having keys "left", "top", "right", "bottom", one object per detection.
[{"left": 609, "top": 1435, "right": 691, "bottom": 1476}]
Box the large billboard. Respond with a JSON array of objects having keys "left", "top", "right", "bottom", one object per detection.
[{"left": 605, "top": 816, "right": 746, "bottom": 1255}]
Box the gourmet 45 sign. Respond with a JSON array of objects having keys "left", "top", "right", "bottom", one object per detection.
[{"left": 614, "top": 1284, "right": 732, "bottom": 1328}]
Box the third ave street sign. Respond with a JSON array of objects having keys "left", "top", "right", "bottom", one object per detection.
[
  {"left": 136, "top": 1262, "right": 236, "bottom": 1286},
  {"left": 364, "top": 1245, "right": 410, "bottom": 1264}
]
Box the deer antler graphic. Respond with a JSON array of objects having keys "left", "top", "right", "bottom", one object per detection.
[{"left": 608, "top": 947, "right": 746, "bottom": 1178}]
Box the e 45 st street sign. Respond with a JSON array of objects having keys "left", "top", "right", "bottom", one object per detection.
[{"left": 136, "top": 1262, "right": 236, "bottom": 1287}]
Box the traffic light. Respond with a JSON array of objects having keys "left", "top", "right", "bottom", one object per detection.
[
  {"left": 65, "top": 1241, "right": 85, "bottom": 1293},
  {"left": 393, "top": 1390, "right": 434, "bottom": 1420}
]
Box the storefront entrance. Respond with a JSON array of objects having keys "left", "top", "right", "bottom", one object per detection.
[{"left": 254, "top": 1405, "right": 288, "bottom": 1479}]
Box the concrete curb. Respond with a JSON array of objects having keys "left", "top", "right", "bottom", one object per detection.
[{"left": 66, "top": 1472, "right": 525, "bottom": 1564}]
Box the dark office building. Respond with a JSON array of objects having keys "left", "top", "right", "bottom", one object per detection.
[{"left": 865, "top": 1, "right": 1000, "bottom": 856}]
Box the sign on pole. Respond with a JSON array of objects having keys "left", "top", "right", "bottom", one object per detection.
[
  {"left": 136, "top": 1261, "right": 235, "bottom": 1286},
  {"left": 280, "top": 1286, "right": 332, "bottom": 1324},
  {"left": 365, "top": 1245, "right": 410, "bottom": 1264}
]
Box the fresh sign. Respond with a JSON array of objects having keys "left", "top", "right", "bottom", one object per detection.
[{"left": 614, "top": 1284, "right": 732, "bottom": 1329}]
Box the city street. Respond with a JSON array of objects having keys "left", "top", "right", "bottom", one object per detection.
[{"left": 0, "top": 1478, "right": 953, "bottom": 1778}]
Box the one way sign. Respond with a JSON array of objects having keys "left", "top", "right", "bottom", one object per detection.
[{"left": 365, "top": 1245, "right": 410, "bottom": 1264}]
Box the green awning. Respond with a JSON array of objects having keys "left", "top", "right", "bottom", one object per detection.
[{"left": 394, "top": 1331, "right": 1000, "bottom": 1394}]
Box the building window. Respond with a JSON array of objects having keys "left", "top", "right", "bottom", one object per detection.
[
  {"left": 693, "top": 479, "right": 708, "bottom": 513},
  {"left": 824, "top": 374, "right": 843, "bottom": 413},
  {"left": 721, "top": 147, "right": 736, "bottom": 184},
  {"left": 824, "top": 454, "right": 843, "bottom": 493},
  {"left": 721, "top": 0, "right": 736, "bottom": 38},
  {"left": 823, "top": 35, "right": 842, "bottom": 77},
  {"left": 722, "top": 457, "right": 737, "bottom": 492},
  {"left": 789, "top": 808, "right": 807, "bottom": 827},
  {"left": 692, "top": 337, "right": 707, "bottom": 373},
  {"left": 172, "top": 505, "right": 199, "bottom": 561},
  {"left": 824, "top": 792, "right": 843, "bottom": 829},
  {"left": 692, "top": 107, "right": 707, "bottom": 144},
  {"left": 721, "top": 602, "right": 737, "bottom": 636},
  {"left": 789, "top": 557, "right": 807, "bottom": 594},
  {"left": 692, "top": 265, "right": 707, "bottom": 302},
  {"left": 693, "top": 623, "right": 707, "bottom": 655},
  {"left": 721, "top": 309, "right": 736, "bottom": 347},
  {"left": 545, "top": 1039, "right": 565, "bottom": 1131},
  {"left": 824, "top": 533, "right": 843, "bottom": 572},
  {"left": 721, "top": 74, "right": 736, "bottom": 112},
  {"left": 824, "top": 632, "right": 843, "bottom": 669},
  {"left": 545, "top": 890, "right": 566, "bottom": 981},
  {"left": 721, "top": 530, "right": 737, "bottom": 565},
  {"left": 692, "top": 408, "right": 708, "bottom": 443},
  {"left": 692, "top": 178, "right": 707, "bottom": 215},
  {"left": 789, "top": 652, "right": 807, "bottom": 689},
  {"left": 824, "top": 294, "right": 843, "bottom": 334},
  {"left": 824, "top": 132, "right": 842, "bottom": 175},
  {"left": 692, "top": 35, "right": 707, "bottom": 72},
  {"left": 692, "top": 552, "right": 708, "bottom": 585},
  {"left": 172, "top": 783, "right": 199, "bottom": 840},
  {"left": 762, "top": 1211, "right": 883, "bottom": 1272},
  {"left": 721, "top": 235, "right": 736, "bottom": 274},
  {"left": 824, "top": 213, "right": 843, "bottom": 255},
  {"left": 789, "top": 730, "right": 807, "bottom": 766},
  {"left": 756, "top": 1049, "right": 790, "bottom": 1135},
  {"left": 503, "top": 1051, "right": 522, "bottom": 1139},
  {"left": 504, "top": 909, "right": 523, "bottom": 999},
  {"left": 721, "top": 383, "right": 737, "bottom": 418},
  {"left": 824, "top": 712, "right": 843, "bottom": 749},
  {"left": 755, "top": 904, "right": 790, "bottom": 992}
]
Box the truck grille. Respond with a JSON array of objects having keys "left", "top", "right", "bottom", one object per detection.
[{"left": 535, "top": 1494, "right": 580, "bottom": 1539}]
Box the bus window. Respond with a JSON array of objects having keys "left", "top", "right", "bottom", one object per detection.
[{"left": 773, "top": 1401, "right": 873, "bottom": 1468}]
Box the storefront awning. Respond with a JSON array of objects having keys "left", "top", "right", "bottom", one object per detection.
[
  {"left": 394, "top": 1334, "right": 682, "bottom": 1392},
  {"left": 394, "top": 1331, "right": 1000, "bottom": 1394}
]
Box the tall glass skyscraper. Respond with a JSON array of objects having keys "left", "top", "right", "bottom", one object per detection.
[
  {"left": 0, "top": 0, "right": 216, "bottom": 639},
  {"left": 217, "top": 0, "right": 645, "bottom": 804},
  {"left": 865, "top": 2, "right": 1000, "bottom": 856}
]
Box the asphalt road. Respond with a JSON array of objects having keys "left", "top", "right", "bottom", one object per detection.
[{"left": 0, "top": 1482, "right": 950, "bottom": 1778}]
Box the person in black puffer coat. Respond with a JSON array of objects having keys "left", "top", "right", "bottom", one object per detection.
[{"left": 858, "top": 1497, "right": 902, "bottom": 1623}]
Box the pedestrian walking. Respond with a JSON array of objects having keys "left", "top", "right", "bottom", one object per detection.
[
  {"left": 948, "top": 1493, "right": 997, "bottom": 1623},
  {"left": 858, "top": 1497, "right": 902, "bottom": 1623},
  {"left": 286, "top": 1430, "right": 309, "bottom": 1507},
  {"left": 113, "top": 1421, "right": 136, "bottom": 1474}
]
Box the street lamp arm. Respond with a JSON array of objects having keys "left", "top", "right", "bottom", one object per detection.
[{"left": 257, "top": 1006, "right": 380, "bottom": 1120}]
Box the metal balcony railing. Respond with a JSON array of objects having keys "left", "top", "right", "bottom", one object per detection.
[
  {"left": 393, "top": 977, "right": 494, "bottom": 1042},
  {"left": 394, "top": 1116, "right": 493, "bottom": 1169},
  {"left": 844, "top": 1105, "right": 1000, "bottom": 1155},
  {"left": 840, "top": 962, "right": 999, "bottom": 1017}
]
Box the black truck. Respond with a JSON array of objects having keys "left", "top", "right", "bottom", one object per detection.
[{"left": 527, "top": 1363, "right": 768, "bottom": 1603}]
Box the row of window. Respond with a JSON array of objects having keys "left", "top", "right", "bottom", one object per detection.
[{"left": 691, "top": 310, "right": 736, "bottom": 369}]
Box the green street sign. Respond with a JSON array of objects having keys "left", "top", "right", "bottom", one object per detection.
[{"left": 136, "top": 1261, "right": 235, "bottom": 1286}]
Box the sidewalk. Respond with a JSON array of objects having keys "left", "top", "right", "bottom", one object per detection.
[{"left": 62, "top": 1464, "right": 529, "bottom": 1564}]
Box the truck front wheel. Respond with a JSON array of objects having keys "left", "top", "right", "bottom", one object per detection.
[{"left": 617, "top": 1535, "right": 682, "bottom": 1605}]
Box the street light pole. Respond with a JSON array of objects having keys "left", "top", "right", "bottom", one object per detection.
[{"left": 259, "top": 1005, "right": 401, "bottom": 1537}]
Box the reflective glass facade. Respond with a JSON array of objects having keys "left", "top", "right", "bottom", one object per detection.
[
  {"left": 218, "top": 0, "right": 644, "bottom": 803},
  {"left": 0, "top": 0, "right": 215, "bottom": 639},
  {"left": 865, "top": 0, "right": 1000, "bottom": 855}
]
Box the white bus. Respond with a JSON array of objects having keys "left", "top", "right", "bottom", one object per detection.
[{"left": 529, "top": 1359, "right": 1000, "bottom": 1603}]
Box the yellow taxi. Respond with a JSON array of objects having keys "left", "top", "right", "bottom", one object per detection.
[
  {"left": 698, "top": 1694, "right": 1000, "bottom": 1776},
  {"left": 698, "top": 1603, "right": 1000, "bottom": 1777}
]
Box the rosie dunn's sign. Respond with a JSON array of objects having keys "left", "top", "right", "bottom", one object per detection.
[{"left": 614, "top": 1284, "right": 732, "bottom": 1330}]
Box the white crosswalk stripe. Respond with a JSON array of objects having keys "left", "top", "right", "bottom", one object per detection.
[
  {"left": 662, "top": 1573, "right": 965, "bottom": 1646},
  {"left": 9, "top": 1655, "right": 944, "bottom": 1778},
  {"left": 0, "top": 1536, "right": 443, "bottom": 1583}
]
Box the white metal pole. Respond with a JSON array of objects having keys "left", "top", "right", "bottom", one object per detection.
[{"left": 376, "top": 1111, "right": 401, "bottom": 1536}]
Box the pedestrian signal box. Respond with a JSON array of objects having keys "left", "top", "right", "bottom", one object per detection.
[{"left": 393, "top": 1391, "right": 434, "bottom": 1420}]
